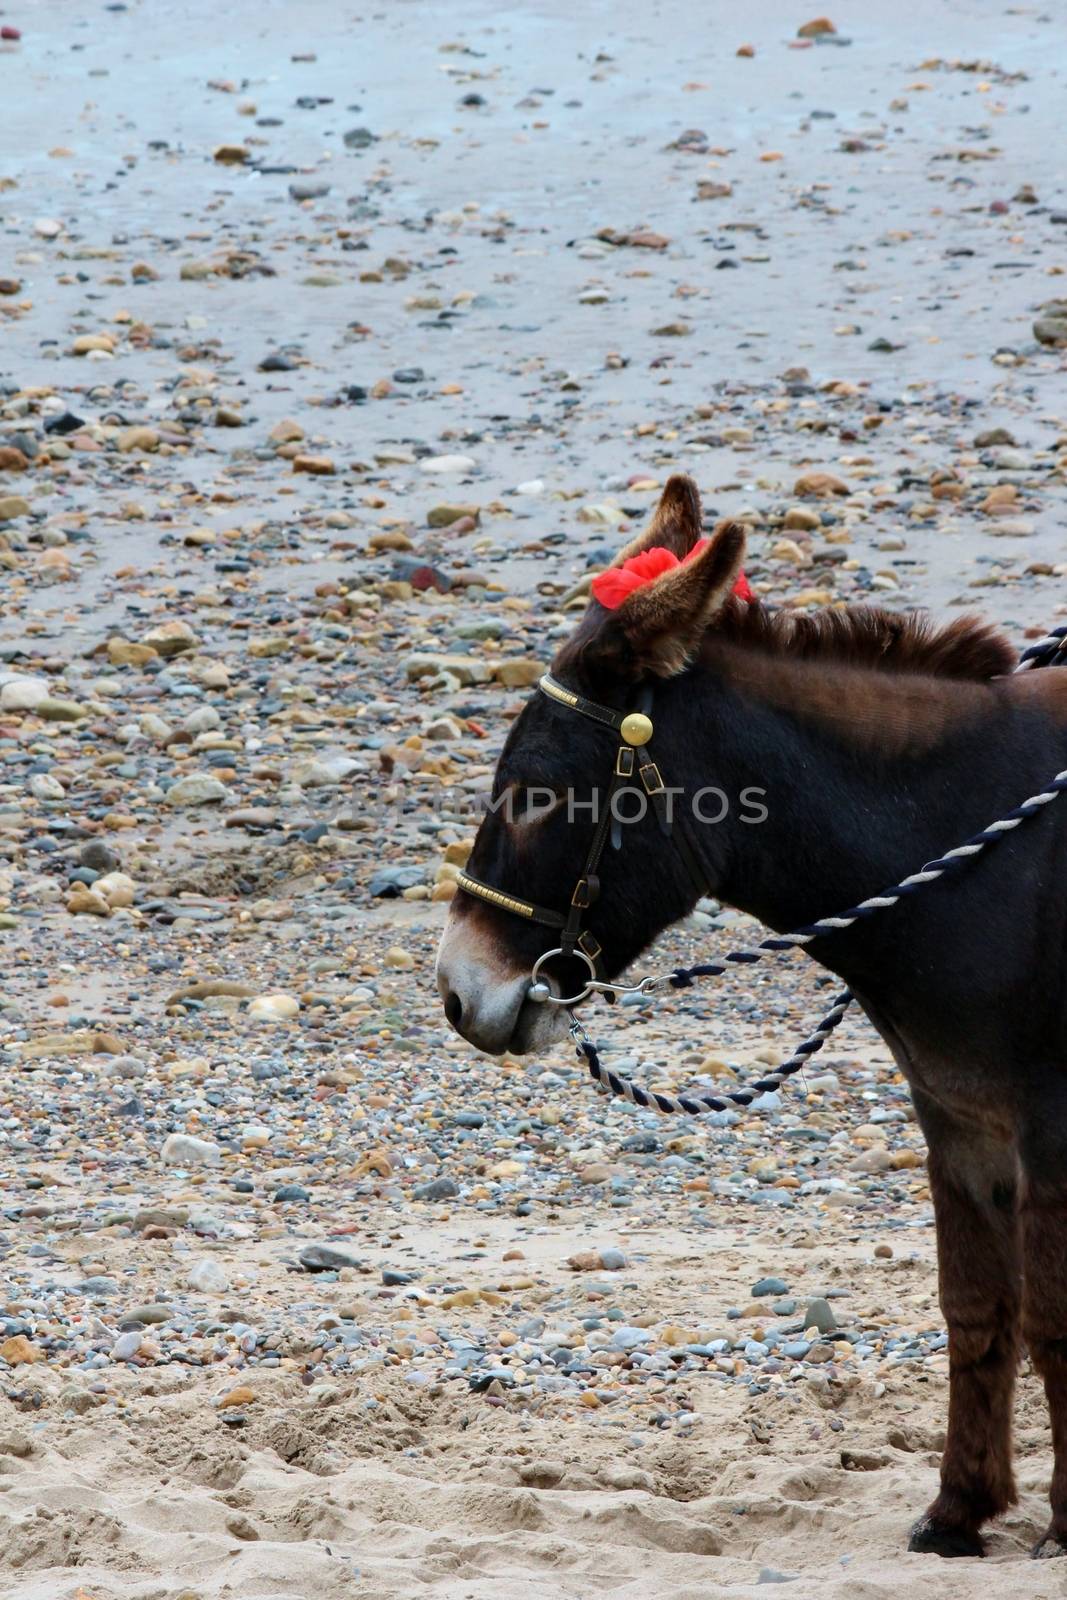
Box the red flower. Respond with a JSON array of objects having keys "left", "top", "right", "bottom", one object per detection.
[{"left": 591, "top": 540, "right": 752, "bottom": 610}]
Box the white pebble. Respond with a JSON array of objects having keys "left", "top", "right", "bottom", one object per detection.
[{"left": 160, "top": 1133, "right": 221, "bottom": 1167}]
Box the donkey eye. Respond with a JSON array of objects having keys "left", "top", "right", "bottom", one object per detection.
[{"left": 510, "top": 786, "right": 563, "bottom": 827}]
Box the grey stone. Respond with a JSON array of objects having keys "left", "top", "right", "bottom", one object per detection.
[
  {"left": 299, "top": 1242, "right": 364, "bottom": 1272},
  {"left": 413, "top": 1176, "right": 459, "bottom": 1201},
  {"left": 751, "top": 1276, "right": 789, "bottom": 1297},
  {"left": 804, "top": 1297, "right": 837, "bottom": 1335}
]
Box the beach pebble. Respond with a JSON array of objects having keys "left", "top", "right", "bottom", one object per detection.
[
  {"left": 160, "top": 1134, "right": 222, "bottom": 1167},
  {"left": 186, "top": 1259, "right": 231, "bottom": 1293}
]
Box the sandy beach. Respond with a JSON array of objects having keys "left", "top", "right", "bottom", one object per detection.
[{"left": 1, "top": 0, "right": 1066, "bottom": 1595}]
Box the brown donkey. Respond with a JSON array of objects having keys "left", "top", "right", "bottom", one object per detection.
[{"left": 436, "top": 475, "right": 1067, "bottom": 1559}]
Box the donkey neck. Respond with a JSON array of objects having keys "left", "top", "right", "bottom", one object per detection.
[{"left": 672, "top": 642, "right": 1011, "bottom": 982}]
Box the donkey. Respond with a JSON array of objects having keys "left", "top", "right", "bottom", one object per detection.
[{"left": 436, "top": 474, "right": 1067, "bottom": 1559}]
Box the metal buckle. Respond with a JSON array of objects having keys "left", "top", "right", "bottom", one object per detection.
[
  {"left": 578, "top": 931, "right": 602, "bottom": 963},
  {"left": 571, "top": 878, "right": 592, "bottom": 909},
  {"left": 615, "top": 746, "right": 635, "bottom": 778},
  {"left": 640, "top": 761, "right": 666, "bottom": 796}
]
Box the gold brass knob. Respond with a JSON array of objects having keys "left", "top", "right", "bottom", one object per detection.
[{"left": 620, "top": 712, "right": 654, "bottom": 746}]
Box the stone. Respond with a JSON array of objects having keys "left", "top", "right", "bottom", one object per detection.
[
  {"left": 0, "top": 1336, "right": 40, "bottom": 1366},
  {"left": 71, "top": 334, "right": 115, "bottom": 355},
  {"left": 404, "top": 653, "right": 491, "bottom": 686},
  {"left": 751, "top": 1276, "right": 789, "bottom": 1297},
  {"left": 213, "top": 144, "right": 249, "bottom": 164},
  {"left": 413, "top": 1177, "right": 459, "bottom": 1201},
  {"left": 292, "top": 454, "right": 336, "bottom": 475},
  {"left": 142, "top": 619, "right": 199, "bottom": 657},
  {"left": 120, "top": 1304, "right": 174, "bottom": 1328},
  {"left": 166, "top": 774, "right": 229, "bottom": 806},
  {"left": 492, "top": 658, "right": 543, "bottom": 689},
  {"left": 427, "top": 503, "right": 480, "bottom": 528},
  {"left": 292, "top": 754, "right": 359, "bottom": 786},
  {"left": 37, "top": 698, "right": 86, "bottom": 723},
  {"left": 418, "top": 454, "right": 476, "bottom": 474},
  {"left": 107, "top": 638, "right": 158, "bottom": 666},
  {"left": 797, "top": 16, "right": 836, "bottom": 37},
  {"left": 218, "top": 1385, "right": 255, "bottom": 1409},
  {"left": 80, "top": 840, "right": 120, "bottom": 872},
  {"left": 112, "top": 1330, "right": 143, "bottom": 1361},
  {"left": 782, "top": 506, "right": 821, "bottom": 532},
  {"left": 269, "top": 418, "right": 305, "bottom": 444},
  {"left": 0, "top": 676, "right": 51, "bottom": 710},
  {"left": 793, "top": 472, "right": 849, "bottom": 498},
  {"left": 1034, "top": 301, "right": 1067, "bottom": 347},
  {"left": 93, "top": 871, "right": 135, "bottom": 908},
  {"left": 116, "top": 426, "right": 160, "bottom": 454},
  {"left": 248, "top": 993, "right": 301, "bottom": 1020},
  {"left": 299, "top": 1242, "right": 364, "bottom": 1271},
  {"left": 160, "top": 1133, "right": 222, "bottom": 1167},
  {"left": 67, "top": 885, "right": 110, "bottom": 917},
  {"left": 186, "top": 1258, "right": 230, "bottom": 1292},
  {"left": 804, "top": 1297, "right": 837, "bottom": 1335},
  {"left": 369, "top": 865, "right": 424, "bottom": 896},
  {"left": 579, "top": 1163, "right": 613, "bottom": 1185},
  {"left": 0, "top": 495, "right": 30, "bottom": 521},
  {"left": 28, "top": 772, "right": 64, "bottom": 800}
]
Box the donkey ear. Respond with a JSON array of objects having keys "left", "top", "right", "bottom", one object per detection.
[
  {"left": 611, "top": 473, "right": 704, "bottom": 566},
  {"left": 603, "top": 518, "right": 747, "bottom": 679}
]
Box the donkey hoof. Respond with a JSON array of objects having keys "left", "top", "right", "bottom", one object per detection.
[
  {"left": 908, "top": 1515, "right": 984, "bottom": 1558},
  {"left": 1032, "top": 1532, "right": 1067, "bottom": 1559}
]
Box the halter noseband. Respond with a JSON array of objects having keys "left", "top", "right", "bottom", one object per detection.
[{"left": 455, "top": 672, "right": 708, "bottom": 1006}]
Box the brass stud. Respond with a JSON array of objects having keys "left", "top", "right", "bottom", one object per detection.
[{"left": 620, "top": 711, "right": 654, "bottom": 746}]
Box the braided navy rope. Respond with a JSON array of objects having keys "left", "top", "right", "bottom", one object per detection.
[
  {"left": 572, "top": 989, "right": 851, "bottom": 1116},
  {"left": 573, "top": 630, "right": 1067, "bottom": 1116},
  {"left": 1017, "top": 624, "right": 1067, "bottom": 671}
]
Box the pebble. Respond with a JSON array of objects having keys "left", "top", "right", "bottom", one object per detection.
[
  {"left": 751, "top": 1277, "right": 789, "bottom": 1298},
  {"left": 804, "top": 1298, "right": 837, "bottom": 1335},
  {"left": 186, "top": 1259, "right": 231, "bottom": 1293},
  {"left": 165, "top": 774, "right": 229, "bottom": 807},
  {"left": 160, "top": 1134, "right": 222, "bottom": 1168},
  {"left": 112, "top": 1330, "right": 144, "bottom": 1361},
  {"left": 299, "top": 1243, "right": 364, "bottom": 1271},
  {"left": 248, "top": 994, "right": 301, "bottom": 1021},
  {"left": 413, "top": 1177, "right": 460, "bottom": 1202}
]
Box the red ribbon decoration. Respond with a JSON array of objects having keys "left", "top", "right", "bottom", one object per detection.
[{"left": 591, "top": 541, "right": 753, "bottom": 610}]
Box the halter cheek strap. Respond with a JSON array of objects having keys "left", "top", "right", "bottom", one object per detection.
[{"left": 455, "top": 673, "right": 710, "bottom": 1001}]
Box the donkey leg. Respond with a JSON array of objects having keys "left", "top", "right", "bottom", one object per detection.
[
  {"left": 1019, "top": 1113, "right": 1067, "bottom": 1559},
  {"left": 907, "top": 1094, "right": 1020, "bottom": 1558}
]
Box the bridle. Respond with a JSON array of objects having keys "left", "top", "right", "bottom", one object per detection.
[
  {"left": 450, "top": 627, "right": 1067, "bottom": 1119},
  {"left": 456, "top": 671, "right": 708, "bottom": 1006}
]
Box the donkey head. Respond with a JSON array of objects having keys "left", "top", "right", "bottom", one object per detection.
[{"left": 436, "top": 475, "right": 746, "bottom": 1055}]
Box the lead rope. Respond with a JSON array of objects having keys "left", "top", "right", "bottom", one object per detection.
[{"left": 570, "top": 623, "right": 1067, "bottom": 1116}]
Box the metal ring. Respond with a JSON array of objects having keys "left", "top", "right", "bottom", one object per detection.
[{"left": 528, "top": 946, "right": 598, "bottom": 1007}]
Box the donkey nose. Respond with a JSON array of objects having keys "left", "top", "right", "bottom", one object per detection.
[{"left": 443, "top": 990, "right": 463, "bottom": 1031}]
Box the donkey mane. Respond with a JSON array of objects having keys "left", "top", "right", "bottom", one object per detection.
[{"left": 705, "top": 598, "right": 1017, "bottom": 681}]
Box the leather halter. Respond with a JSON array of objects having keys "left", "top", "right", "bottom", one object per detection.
[{"left": 455, "top": 672, "right": 709, "bottom": 1003}]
